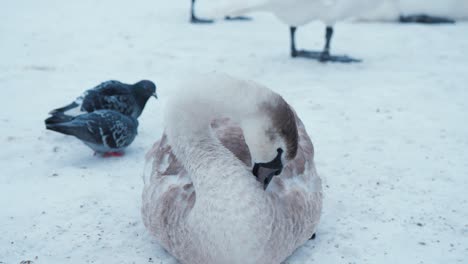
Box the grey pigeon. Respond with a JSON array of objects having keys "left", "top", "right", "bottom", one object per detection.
[
  {"left": 48, "top": 80, "right": 157, "bottom": 122},
  {"left": 46, "top": 110, "right": 138, "bottom": 156}
]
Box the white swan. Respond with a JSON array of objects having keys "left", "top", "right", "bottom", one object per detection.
[
  {"left": 142, "top": 74, "right": 322, "bottom": 264},
  {"left": 215, "top": 0, "right": 388, "bottom": 62}
]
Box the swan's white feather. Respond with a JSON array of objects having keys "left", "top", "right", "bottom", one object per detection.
[{"left": 213, "top": 0, "right": 387, "bottom": 26}]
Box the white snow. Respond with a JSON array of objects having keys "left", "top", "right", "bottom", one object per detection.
[{"left": 1, "top": 0, "right": 467, "bottom": 263}]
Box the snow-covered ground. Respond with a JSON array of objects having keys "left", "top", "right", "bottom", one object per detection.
[{"left": 1, "top": 0, "right": 468, "bottom": 263}]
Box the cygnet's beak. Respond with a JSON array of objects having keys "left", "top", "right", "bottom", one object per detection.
[
  {"left": 152, "top": 93, "right": 158, "bottom": 99},
  {"left": 252, "top": 148, "right": 283, "bottom": 190}
]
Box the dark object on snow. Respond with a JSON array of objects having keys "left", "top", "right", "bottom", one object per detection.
[
  {"left": 310, "top": 233, "right": 316, "bottom": 240},
  {"left": 48, "top": 80, "right": 157, "bottom": 120},
  {"left": 224, "top": 15, "right": 252, "bottom": 21},
  {"left": 399, "top": 14, "right": 455, "bottom": 24},
  {"left": 46, "top": 110, "right": 138, "bottom": 156}
]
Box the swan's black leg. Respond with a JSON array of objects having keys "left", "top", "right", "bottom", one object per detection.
[
  {"left": 290, "top": 26, "right": 298, "bottom": 57},
  {"left": 190, "top": 0, "right": 214, "bottom": 24},
  {"left": 309, "top": 233, "right": 316, "bottom": 240},
  {"left": 290, "top": 27, "right": 330, "bottom": 59},
  {"left": 399, "top": 14, "right": 455, "bottom": 24},
  {"left": 320, "top": 26, "right": 333, "bottom": 62},
  {"left": 289, "top": 26, "right": 361, "bottom": 63},
  {"left": 225, "top": 15, "right": 253, "bottom": 21}
]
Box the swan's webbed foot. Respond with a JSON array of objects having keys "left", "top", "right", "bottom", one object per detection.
[
  {"left": 399, "top": 14, "right": 455, "bottom": 24},
  {"left": 289, "top": 26, "right": 361, "bottom": 63},
  {"left": 224, "top": 16, "right": 252, "bottom": 21},
  {"left": 190, "top": 16, "right": 251, "bottom": 24},
  {"left": 190, "top": 16, "right": 214, "bottom": 24},
  {"left": 309, "top": 233, "right": 316, "bottom": 240},
  {"left": 291, "top": 49, "right": 361, "bottom": 63}
]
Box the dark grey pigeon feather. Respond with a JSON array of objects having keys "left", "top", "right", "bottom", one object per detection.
[
  {"left": 46, "top": 110, "right": 138, "bottom": 155},
  {"left": 48, "top": 80, "right": 157, "bottom": 120}
]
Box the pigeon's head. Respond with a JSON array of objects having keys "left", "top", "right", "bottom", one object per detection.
[{"left": 134, "top": 80, "right": 157, "bottom": 100}]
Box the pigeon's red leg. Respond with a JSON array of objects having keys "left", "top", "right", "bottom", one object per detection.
[{"left": 102, "top": 152, "right": 124, "bottom": 158}]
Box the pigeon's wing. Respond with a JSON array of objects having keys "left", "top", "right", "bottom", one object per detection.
[
  {"left": 106, "top": 114, "right": 138, "bottom": 148},
  {"left": 45, "top": 118, "right": 101, "bottom": 144},
  {"left": 48, "top": 81, "right": 126, "bottom": 114},
  {"left": 81, "top": 93, "right": 135, "bottom": 116},
  {"left": 44, "top": 112, "right": 75, "bottom": 125},
  {"left": 81, "top": 85, "right": 135, "bottom": 115},
  {"left": 75, "top": 111, "right": 137, "bottom": 149},
  {"left": 92, "top": 81, "right": 131, "bottom": 95}
]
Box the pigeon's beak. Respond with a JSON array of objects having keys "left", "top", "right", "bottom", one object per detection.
[
  {"left": 252, "top": 148, "right": 283, "bottom": 190},
  {"left": 152, "top": 93, "right": 158, "bottom": 99}
]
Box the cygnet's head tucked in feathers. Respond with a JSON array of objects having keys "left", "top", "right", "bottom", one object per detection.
[
  {"left": 247, "top": 96, "right": 299, "bottom": 188},
  {"left": 169, "top": 74, "right": 296, "bottom": 158},
  {"left": 167, "top": 73, "right": 298, "bottom": 189}
]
